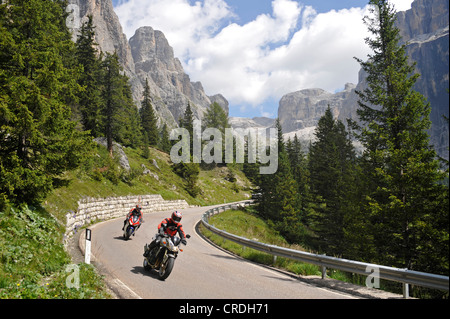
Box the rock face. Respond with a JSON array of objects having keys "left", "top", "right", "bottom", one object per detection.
[
  {"left": 397, "top": 0, "right": 449, "bottom": 158},
  {"left": 67, "top": 0, "right": 228, "bottom": 129},
  {"left": 277, "top": 0, "right": 449, "bottom": 159},
  {"left": 278, "top": 83, "right": 357, "bottom": 133},
  {"left": 67, "top": 0, "right": 135, "bottom": 77},
  {"left": 93, "top": 137, "right": 130, "bottom": 171}
]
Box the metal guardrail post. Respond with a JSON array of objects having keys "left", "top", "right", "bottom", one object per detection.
[
  {"left": 321, "top": 254, "right": 326, "bottom": 279},
  {"left": 403, "top": 283, "right": 409, "bottom": 299}
]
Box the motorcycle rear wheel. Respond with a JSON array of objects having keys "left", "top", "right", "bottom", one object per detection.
[{"left": 158, "top": 258, "right": 174, "bottom": 280}]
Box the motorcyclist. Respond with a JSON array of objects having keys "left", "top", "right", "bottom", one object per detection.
[
  {"left": 122, "top": 204, "right": 143, "bottom": 231},
  {"left": 143, "top": 211, "right": 187, "bottom": 257}
]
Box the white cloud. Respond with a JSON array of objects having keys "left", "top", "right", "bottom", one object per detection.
[
  {"left": 389, "top": 0, "right": 413, "bottom": 12},
  {"left": 115, "top": 0, "right": 233, "bottom": 58},
  {"left": 185, "top": 0, "right": 303, "bottom": 105},
  {"left": 256, "top": 6, "right": 373, "bottom": 98},
  {"left": 114, "top": 0, "right": 413, "bottom": 117},
  {"left": 184, "top": 3, "right": 372, "bottom": 108}
]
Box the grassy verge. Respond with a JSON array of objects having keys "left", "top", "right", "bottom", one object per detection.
[
  {"left": 0, "top": 205, "right": 110, "bottom": 299},
  {"left": 198, "top": 206, "right": 370, "bottom": 281},
  {"left": 198, "top": 207, "right": 323, "bottom": 277}
]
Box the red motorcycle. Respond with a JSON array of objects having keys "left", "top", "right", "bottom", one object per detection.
[{"left": 123, "top": 213, "right": 142, "bottom": 240}]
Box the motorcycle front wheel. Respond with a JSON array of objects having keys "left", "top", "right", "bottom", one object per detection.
[
  {"left": 124, "top": 226, "right": 133, "bottom": 240},
  {"left": 143, "top": 258, "right": 151, "bottom": 271},
  {"left": 158, "top": 257, "right": 174, "bottom": 280}
]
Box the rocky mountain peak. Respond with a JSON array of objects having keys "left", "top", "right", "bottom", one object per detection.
[
  {"left": 69, "top": 0, "right": 228, "bottom": 129},
  {"left": 129, "top": 26, "right": 182, "bottom": 71},
  {"left": 129, "top": 25, "right": 222, "bottom": 127}
]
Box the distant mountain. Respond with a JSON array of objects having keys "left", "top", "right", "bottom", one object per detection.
[
  {"left": 276, "top": 0, "right": 449, "bottom": 159},
  {"left": 229, "top": 116, "right": 275, "bottom": 130}
]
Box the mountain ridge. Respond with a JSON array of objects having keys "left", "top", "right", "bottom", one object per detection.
[{"left": 67, "top": 0, "right": 448, "bottom": 159}]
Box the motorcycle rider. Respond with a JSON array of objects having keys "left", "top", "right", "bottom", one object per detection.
[
  {"left": 143, "top": 211, "right": 187, "bottom": 258},
  {"left": 122, "top": 204, "right": 143, "bottom": 231}
]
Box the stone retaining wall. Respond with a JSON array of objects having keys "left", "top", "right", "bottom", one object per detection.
[{"left": 64, "top": 194, "right": 189, "bottom": 244}]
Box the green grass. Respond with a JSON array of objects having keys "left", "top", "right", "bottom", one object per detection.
[{"left": 0, "top": 205, "right": 111, "bottom": 299}]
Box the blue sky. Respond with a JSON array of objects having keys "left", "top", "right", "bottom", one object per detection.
[
  {"left": 112, "top": 0, "right": 413, "bottom": 118},
  {"left": 225, "top": 0, "right": 369, "bottom": 21}
]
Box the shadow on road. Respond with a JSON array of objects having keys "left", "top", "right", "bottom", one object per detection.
[
  {"left": 206, "top": 253, "right": 245, "bottom": 262},
  {"left": 113, "top": 235, "right": 139, "bottom": 241},
  {"left": 131, "top": 265, "right": 161, "bottom": 280}
]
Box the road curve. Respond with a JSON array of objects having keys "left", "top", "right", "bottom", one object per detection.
[{"left": 88, "top": 203, "right": 358, "bottom": 299}]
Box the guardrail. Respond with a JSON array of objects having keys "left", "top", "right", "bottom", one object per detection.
[{"left": 201, "top": 202, "right": 449, "bottom": 299}]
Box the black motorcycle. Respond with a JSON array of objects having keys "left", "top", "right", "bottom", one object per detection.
[{"left": 143, "top": 234, "right": 190, "bottom": 280}]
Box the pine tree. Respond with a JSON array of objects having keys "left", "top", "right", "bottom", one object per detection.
[
  {"left": 287, "top": 134, "right": 309, "bottom": 214},
  {"left": 101, "top": 52, "right": 122, "bottom": 156},
  {"left": 159, "top": 123, "right": 172, "bottom": 153},
  {"left": 0, "top": 0, "right": 92, "bottom": 207},
  {"left": 257, "top": 119, "right": 300, "bottom": 242},
  {"left": 203, "top": 102, "right": 229, "bottom": 132},
  {"left": 173, "top": 102, "right": 200, "bottom": 197},
  {"left": 140, "top": 78, "right": 158, "bottom": 146},
  {"left": 142, "top": 133, "right": 150, "bottom": 159},
  {"left": 75, "top": 15, "right": 103, "bottom": 137},
  {"left": 242, "top": 136, "right": 260, "bottom": 185},
  {"left": 354, "top": 0, "right": 448, "bottom": 271},
  {"left": 120, "top": 87, "right": 142, "bottom": 148},
  {"left": 202, "top": 102, "right": 229, "bottom": 167},
  {"left": 308, "top": 107, "right": 356, "bottom": 255},
  {"left": 100, "top": 52, "right": 141, "bottom": 154},
  {"left": 180, "top": 102, "right": 194, "bottom": 156}
]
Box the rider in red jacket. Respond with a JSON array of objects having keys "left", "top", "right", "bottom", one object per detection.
[
  {"left": 143, "top": 211, "right": 187, "bottom": 257},
  {"left": 122, "top": 204, "right": 143, "bottom": 230}
]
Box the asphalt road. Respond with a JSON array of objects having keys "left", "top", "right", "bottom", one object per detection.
[{"left": 88, "top": 203, "right": 358, "bottom": 299}]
